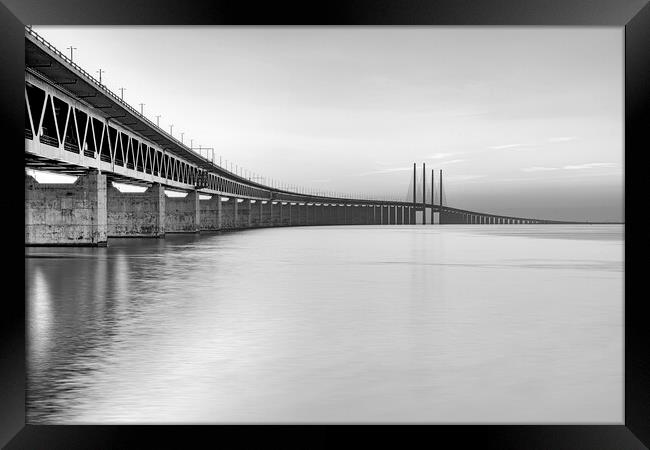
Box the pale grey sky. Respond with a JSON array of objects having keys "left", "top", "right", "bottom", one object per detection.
[{"left": 32, "top": 26, "right": 624, "bottom": 221}]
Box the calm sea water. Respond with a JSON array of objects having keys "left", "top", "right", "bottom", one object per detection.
[{"left": 26, "top": 225, "right": 623, "bottom": 424}]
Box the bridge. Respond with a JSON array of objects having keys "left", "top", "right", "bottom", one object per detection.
[{"left": 24, "top": 26, "right": 561, "bottom": 247}]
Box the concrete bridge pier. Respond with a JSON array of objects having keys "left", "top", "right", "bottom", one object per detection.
[
  {"left": 397, "top": 206, "right": 403, "bottom": 224},
  {"left": 277, "top": 202, "right": 285, "bottom": 226},
  {"left": 165, "top": 189, "right": 200, "bottom": 233},
  {"left": 250, "top": 200, "right": 262, "bottom": 227},
  {"left": 269, "top": 201, "right": 279, "bottom": 226},
  {"left": 107, "top": 182, "right": 166, "bottom": 237},
  {"left": 220, "top": 197, "right": 236, "bottom": 230},
  {"left": 199, "top": 194, "right": 222, "bottom": 232},
  {"left": 388, "top": 206, "right": 396, "bottom": 224},
  {"left": 321, "top": 205, "right": 328, "bottom": 224},
  {"left": 261, "top": 201, "right": 271, "bottom": 227},
  {"left": 383, "top": 205, "right": 389, "bottom": 224},
  {"left": 354, "top": 206, "right": 362, "bottom": 224},
  {"left": 280, "top": 202, "right": 289, "bottom": 226},
  {"left": 313, "top": 204, "right": 321, "bottom": 225},
  {"left": 25, "top": 170, "right": 108, "bottom": 246},
  {"left": 289, "top": 203, "right": 299, "bottom": 225},
  {"left": 236, "top": 199, "right": 251, "bottom": 228},
  {"left": 299, "top": 203, "right": 307, "bottom": 226}
]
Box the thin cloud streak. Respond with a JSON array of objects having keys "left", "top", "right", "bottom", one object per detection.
[
  {"left": 563, "top": 162, "right": 618, "bottom": 170},
  {"left": 548, "top": 136, "right": 577, "bottom": 143},
  {"left": 522, "top": 166, "right": 560, "bottom": 172},
  {"left": 487, "top": 143, "right": 530, "bottom": 150},
  {"left": 427, "top": 152, "right": 456, "bottom": 160},
  {"left": 357, "top": 167, "right": 412, "bottom": 176},
  {"left": 439, "top": 159, "right": 466, "bottom": 166},
  {"left": 446, "top": 175, "right": 486, "bottom": 182}
]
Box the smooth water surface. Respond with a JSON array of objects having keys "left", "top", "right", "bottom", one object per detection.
[{"left": 26, "top": 225, "right": 623, "bottom": 423}]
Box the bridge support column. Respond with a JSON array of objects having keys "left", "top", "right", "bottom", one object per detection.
[
  {"left": 236, "top": 199, "right": 252, "bottom": 228},
  {"left": 25, "top": 171, "right": 108, "bottom": 246},
  {"left": 389, "top": 206, "right": 396, "bottom": 224},
  {"left": 441, "top": 210, "right": 456, "bottom": 225},
  {"left": 250, "top": 200, "right": 261, "bottom": 227},
  {"left": 299, "top": 203, "right": 307, "bottom": 225},
  {"left": 199, "top": 193, "right": 222, "bottom": 232},
  {"left": 107, "top": 182, "right": 165, "bottom": 237},
  {"left": 220, "top": 198, "right": 236, "bottom": 229},
  {"left": 381, "top": 205, "right": 388, "bottom": 224},
  {"left": 397, "top": 206, "right": 404, "bottom": 224},
  {"left": 270, "top": 202, "right": 280, "bottom": 226},
  {"left": 288, "top": 203, "right": 297, "bottom": 225},
  {"left": 312, "top": 203, "right": 323, "bottom": 225},
  {"left": 165, "top": 189, "right": 199, "bottom": 233},
  {"left": 305, "top": 204, "right": 311, "bottom": 225},
  {"left": 258, "top": 200, "right": 272, "bottom": 227},
  {"left": 280, "top": 202, "right": 289, "bottom": 226}
]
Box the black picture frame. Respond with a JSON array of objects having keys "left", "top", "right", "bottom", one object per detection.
[{"left": 1, "top": 1, "right": 646, "bottom": 448}]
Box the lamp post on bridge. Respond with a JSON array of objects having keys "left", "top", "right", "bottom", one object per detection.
[
  {"left": 67, "top": 46, "right": 77, "bottom": 61},
  {"left": 169, "top": 124, "right": 174, "bottom": 136},
  {"left": 139, "top": 103, "right": 145, "bottom": 115},
  {"left": 155, "top": 115, "right": 161, "bottom": 127},
  {"left": 118, "top": 87, "right": 126, "bottom": 100},
  {"left": 96, "top": 68, "right": 104, "bottom": 85}
]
